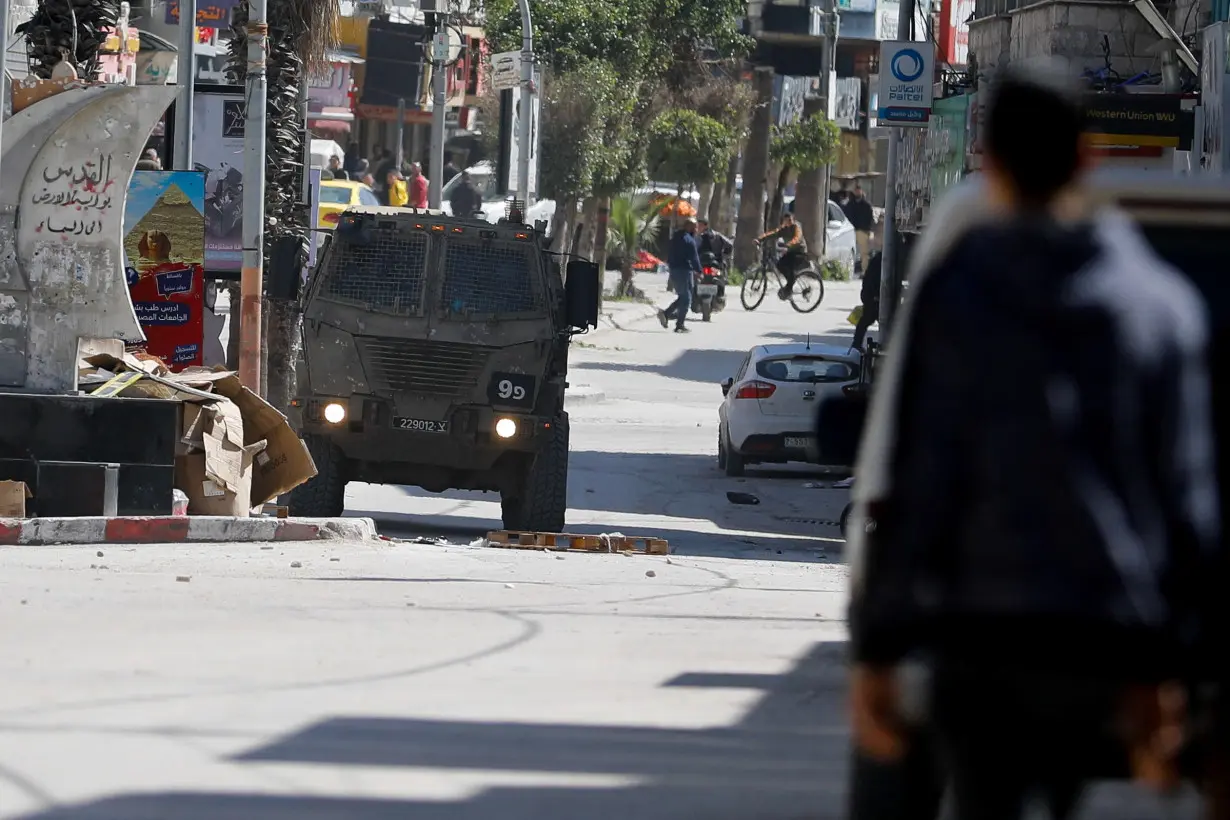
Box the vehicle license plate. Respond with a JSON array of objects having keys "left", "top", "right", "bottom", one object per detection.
[
  {"left": 784, "top": 436, "right": 814, "bottom": 449},
  {"left": 697, "top": 284, "right": 719, "bottom": 296},
  {"left": 393, "top": 417, "right": 450, "bottom": 433}
]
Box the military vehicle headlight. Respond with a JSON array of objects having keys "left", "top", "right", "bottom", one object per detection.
[
  {"left": 495, "top": 418, "right": 517, "bottom": 439},
  {"left": 323, "top": 402, "right": 347, "bottom": 424}
]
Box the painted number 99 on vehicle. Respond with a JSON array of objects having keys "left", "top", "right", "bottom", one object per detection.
[{"left": 488, "top": 372, "right": 536, "bottom": 408}]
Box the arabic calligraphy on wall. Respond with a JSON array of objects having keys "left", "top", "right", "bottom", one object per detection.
[
  {"left": 30, "top": 154, "right": 117, "bottom": 237},
  {"left": 165, "top": 0, "right": 240, "bottom": 26}
]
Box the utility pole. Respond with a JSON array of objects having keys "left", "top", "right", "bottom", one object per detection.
[
  {"left": 795, "top": 0, "right": 838, "bottom": 263},
  {"left": 0, "top": 0, "right": 8, "bottom": 179},
  {"left": 515, "top": 0, "right": 533, "bottom": 207},
  {"left": 239, "top": 0, "right": 269, "bottom": 391},
  {"left": 878, "top": 0, "right": 915, "bottom": 345},
  {"left": 172, "top": 0, "right": 196, "bottom": 170},
  {"left": 395, "top": 97, "right": 405, "bottom": 168},
  {"left": 428, "top": 28, "right": 448, "bottom": 208},
  {"left": 820, "top": 0, "right": 837, "bottom": 258}
]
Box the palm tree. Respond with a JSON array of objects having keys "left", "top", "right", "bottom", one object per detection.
[
  {"left": 227, "top": 0, "right": 338, "bottom": 412},
  {"left": 606, "top": 196, "right": 661, "bottom": 299},
  {"left": 18, "top": 0, "right": 120, "bottom": 79}
]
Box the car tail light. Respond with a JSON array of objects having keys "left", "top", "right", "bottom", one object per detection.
[
  {"left": 703, "top": 267, "right": 716, "bottom": 275},
  {"left": 734, "top": 380, "right": 776, "bottom": 399},
  {"left": 323, "top": 212, "right": 340, "bottom": 225}
]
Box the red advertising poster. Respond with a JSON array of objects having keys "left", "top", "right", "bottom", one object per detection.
[{"left": 123, "top": 171, "right": 207, "bottom": 370}]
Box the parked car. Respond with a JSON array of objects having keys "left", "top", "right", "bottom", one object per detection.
[
  {"left": 439, "top": 161, "right": 556, "bottom": 225},
  {"left": 823, "top": 200, "right": 860, "bottom": 272},
  {"left": 717, "top": 343, "right": 861, "bottom": 476},
  {"left": 317, "top": 180, "right": 381, "bottom": 232}
]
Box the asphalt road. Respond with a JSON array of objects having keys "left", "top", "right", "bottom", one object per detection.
[
  {"left": 0, "top": 275, "right": 1202, "bottom": 818},
  {"left": 348, "top": 270, "right": 859, "bottom": 559}
]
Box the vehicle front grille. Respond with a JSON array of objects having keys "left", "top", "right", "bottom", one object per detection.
[
  {"left": 323, "top": 230, "right": 428, "bottom": 315},
  {"left": 359, "top": 338, "right": 494, "bottom": 396}
]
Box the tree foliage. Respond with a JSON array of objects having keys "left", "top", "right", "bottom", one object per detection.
[
  {"left": 770, "top": 113, "right": 841, "bottom": 172},
  {"left": 645, "top": 109, "right": 733, "bottom": 186}
]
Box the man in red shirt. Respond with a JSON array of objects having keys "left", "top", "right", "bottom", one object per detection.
[{"left": 407, "top": 163, "right": 429, "bottom": 209}]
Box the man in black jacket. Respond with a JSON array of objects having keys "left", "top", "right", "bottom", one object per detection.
[
  {"left": 852, "top": 251, "right": 881, "bottom": 350},
  {"left": 849, "top": 65, "right": 1220, "bottom": 819}
]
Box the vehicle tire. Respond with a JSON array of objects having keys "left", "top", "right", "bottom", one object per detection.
[
  {"left": 501, "top": 412, "right": 570, "bottom": 533},
  {"left": 717, "top": 431, "right": 728, "bottom": 470},
  {"left": 789, "top": 271, "right": 825, "bottom": 314},
  {"left": 288, "top": 434, "right": 347, "bottom": 517},
  {"left": 723, "top": 428, "right": 746, "bottom": 477},
  {"left": 701, "top": 300, "right": 713, "bottom": 322},
  {"left": 741, "top": 268, "right": 768, "bottom": 311}
]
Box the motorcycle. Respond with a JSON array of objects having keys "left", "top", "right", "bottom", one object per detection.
[{"left": 690, "top": 251, "right": 727, "bottom": 322}]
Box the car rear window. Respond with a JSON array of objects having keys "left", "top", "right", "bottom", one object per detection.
[
  {"left": 319, "top": 187, "right": 351, "bottom": 205},
  {"left": 756, "top": 356, "right": 857, "bottom": 383}
]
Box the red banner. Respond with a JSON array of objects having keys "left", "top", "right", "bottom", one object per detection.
[{"left": 125, "top": 261, "right": 205, "bottom": 370}]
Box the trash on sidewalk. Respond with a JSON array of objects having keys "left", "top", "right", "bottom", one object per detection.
[
  {"left": 0, "top": 481, "right": 32, "bottom": 518},
  {"left": 411, "top": 536, "right": 452, "bottom": 546},
  {"left": 78, "top": 355, "right": 317, "bottom": 518},
  {"left": 486, "top": 530, "right": 669, "bottom": 555},
  {"left": 831, "top": 476, "right": 855, "bottom": 489},
  {"left": 726, "top": 491, "right": 761, "bottom": 505}
]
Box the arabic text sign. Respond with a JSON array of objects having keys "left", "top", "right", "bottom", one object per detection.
[
  {"left": 877, "top": 41, "right": 934, "bottom": 127},
  {"left": 165, "top": 0, "right": 240, "bottom": 26},
  {"left": 490, "top": 51, "right": 521, "bottom": 92},
  {"left": 29, "top": 153, "right": 119, "bottom": 238},
  {"left": 123, "top": 171, "right": 207, "bottom": 371}
]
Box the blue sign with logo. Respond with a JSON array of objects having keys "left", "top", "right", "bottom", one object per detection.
[{"left": 877, "top": 41, "right": 935, "bottom": 127}]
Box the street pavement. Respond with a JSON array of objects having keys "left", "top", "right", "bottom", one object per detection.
[
  {"left": 0, "top": 273, "right": 1201, "bottom": 818},
  {"left": 350, "top": 269, "right": 858, "bottom": 559}
]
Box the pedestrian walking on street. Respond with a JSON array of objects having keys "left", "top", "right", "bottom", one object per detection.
[
  {"left": 384, "top": 169, "right": 408, "bottom": 207},
  {"left": 851, "top": 250, "right": 881, "bottom": 351},
  {"left": 846, "top": 185, "right": 875, "bottom": 273},
  {"left": 442, "top": 152, "right": 461, "bottom": 186},
  {"left": 407, "top": 163, "right": 430, "bottom": 210},
  {"left": 449, "top": 171, "right": 483, "bottom": 218},
  {"left": 847, "top": 64, "right": 1221, "bottom": 820},
  {"left": 658, "top": 218, "right": 702, "bottom": 333}
]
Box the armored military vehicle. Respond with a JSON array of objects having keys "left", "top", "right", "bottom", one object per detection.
[{"left": 288, "top": 206, "right": 600, "bottom": 532}]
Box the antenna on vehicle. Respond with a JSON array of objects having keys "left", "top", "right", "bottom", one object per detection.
[{"left": 806, "top": 333, "right": 811, "bottom": 350}]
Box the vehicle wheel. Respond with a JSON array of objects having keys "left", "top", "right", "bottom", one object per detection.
[
  {"left": 789, "top": 271, "right": 825, "bottom": 314},
  {"left": 701, "top": 300, "right": 713, "bottom": 322},
  {"left": 723, "top": 428, "right": 745, "bottom": 477},
  {"left": 741, "top": 268, "right": 768, "bottom": 311},
  {"left": 501, "top": 412, "right": 570, "bottom": 533},
  {"left": 717, "top": 431, "right": 728, "bottom": 470},
  {"left": 288, "top": 434, "right": 347, "bottom": 517}
]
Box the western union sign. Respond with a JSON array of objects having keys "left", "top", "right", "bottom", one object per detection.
[{"left": 1083, "top": 94, "right": 1189, "bottom": 149}]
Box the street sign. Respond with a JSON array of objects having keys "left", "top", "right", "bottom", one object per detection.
[
  {"left": 491, "top": 50, "right": 521, "bottom": 92},
  {"left": 877, "top": 41, "right": 934, "bottom": 127}
]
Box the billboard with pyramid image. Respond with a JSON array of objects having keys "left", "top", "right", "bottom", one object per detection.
[{"left": 123, "top": 171, "right": 207, "bottom": 371}]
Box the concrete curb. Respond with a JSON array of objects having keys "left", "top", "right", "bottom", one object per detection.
[
  {"left": 0, "top": 516, "right": 379, "bottom": 546},
  {"left": 564, "top": 385, "right": 606, "bottom": 405}
]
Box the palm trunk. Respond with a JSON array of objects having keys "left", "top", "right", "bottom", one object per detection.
[
  {"left": 734, "top": 68, "right": 774, "bottom": 272},
  {"left": 769, "top": 164, "right": 791, "bottom": 228},
  {"left": 576, "top": 197, "right": 599, "bottom": 260},
  {"left": 793, "top": 96, "right": 828, "bottom": 262},
  {"left": 593, "top": 197, "right": 610, "bottom": 307},
  {"left": 697, "top": 182, "right": 714, "bottom": 223}
]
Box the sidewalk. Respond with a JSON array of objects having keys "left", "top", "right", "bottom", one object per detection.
[{"left": 594, "top": 269, "right": 670, "bottom": 334}]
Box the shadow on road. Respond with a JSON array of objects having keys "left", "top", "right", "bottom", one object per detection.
[
  {"left": 17, "top": 642, "right": 852, "bottom": 820},
  {"left": 571, "top": 348, "right": 747, "bottom": 384},
  {"left": 350, "top": 449, "right": 846, "bottom": 562}
]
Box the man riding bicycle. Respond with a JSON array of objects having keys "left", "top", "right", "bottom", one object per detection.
[{"left": 758, "top": 213, "right": 808, "bottom": 299}]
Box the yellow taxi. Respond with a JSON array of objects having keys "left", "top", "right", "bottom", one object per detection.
[{"left": 318, "top": 180, "right": 381, "bottom": 230}]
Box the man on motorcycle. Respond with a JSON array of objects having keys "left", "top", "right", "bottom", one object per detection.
[
  {"left": 758, "top": 212, "right": 808, "bottom": 300},
  {"left": 696, "top": 219, "right": 732, "bottom": 263}
]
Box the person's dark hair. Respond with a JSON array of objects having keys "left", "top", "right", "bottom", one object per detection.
[{"left": 986, "top": 64, "right": 1086, "bottom": 208}]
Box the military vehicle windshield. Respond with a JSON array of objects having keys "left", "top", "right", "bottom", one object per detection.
[
  {"left": 439, "top": 238, "right": 543, "bottom": 317},
  {"left": 314, "top": 225, "right": 544, "bottom": 318},
  {"left": 320, "top": 228, "right": 429, "bottom": 316}
]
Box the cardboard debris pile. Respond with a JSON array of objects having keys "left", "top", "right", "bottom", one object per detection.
[{"left": 78, "top": 347, "right": 317, "bottom": 517}]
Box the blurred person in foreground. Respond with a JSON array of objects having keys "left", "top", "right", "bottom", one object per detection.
[{"left": 847, "top": 64, "right": 1220, "bottom": 820}]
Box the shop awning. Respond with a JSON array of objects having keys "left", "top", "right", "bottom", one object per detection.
[{"left": 309, "top": 106, "right": 354, "bottom": 133}]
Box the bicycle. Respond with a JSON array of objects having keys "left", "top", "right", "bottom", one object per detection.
[{"left": 740, "top": 240, "right": 825, "bottom": 313}]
